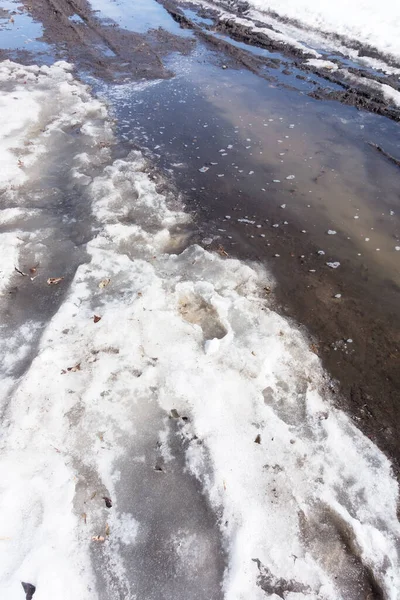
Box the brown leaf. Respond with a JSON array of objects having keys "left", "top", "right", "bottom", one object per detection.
[
  {"left": 105, "top": 523, "right": 110, "bottom": 536},
  {"left": 254, "top": 434, "right": 261, "bottom": 444},
  {"left": 67, "top": 363, "right": 81, "bottom": 372},
  {"left": 82, "top": 513, "right": 87, "bottom": 524},
  {"left": 93, "top": 315, "right": 102, "bottom": 323},
  {"left": 92, "top": 535, "right": 105, "bottom": 543},
  {"left": 98, "top": 278, "right": 110, "bottom": 289},
  {"left": 47, "top": 277, "right": 64, "bottom": 285},
  {"left": 217, "top": 245, "right": 229, "bottom": 257}
]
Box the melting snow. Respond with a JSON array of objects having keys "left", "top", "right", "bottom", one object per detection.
[{"left": 0, "top": 60, "right": 400, "bottom": 600}]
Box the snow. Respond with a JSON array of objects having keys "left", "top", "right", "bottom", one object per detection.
[
  {"left": 1, "top": 59, "right": 400, "bottom": 600},
  {"left": 244, "top": 0, "right": 400, "bottom": 62},
  {"left": 306, "top": 59, "right": 338, "bottom": 71}
]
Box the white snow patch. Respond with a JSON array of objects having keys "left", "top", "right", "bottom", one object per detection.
[{"left": 244, "top": 0, "right": 400, "bottom": 62}]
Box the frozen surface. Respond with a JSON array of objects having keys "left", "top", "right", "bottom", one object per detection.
[{"left": 0, "top": 60, "right": 400, "bottom": 600}]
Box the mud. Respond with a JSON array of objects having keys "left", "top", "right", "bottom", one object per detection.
[{"left": 1, "top": 0, "right": 193, "bottom": 79}]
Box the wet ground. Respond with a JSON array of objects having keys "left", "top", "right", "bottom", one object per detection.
[{"left": 0, "top": 0, "right": 399, "bottom": 479}]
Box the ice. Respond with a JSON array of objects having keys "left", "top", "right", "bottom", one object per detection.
[{"left": 0, "top": 60, "right": 400, "bottom": 600}]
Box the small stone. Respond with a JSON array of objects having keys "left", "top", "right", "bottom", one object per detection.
[{"left": 21, "top": 583, "right": 36, "bottom": 600}]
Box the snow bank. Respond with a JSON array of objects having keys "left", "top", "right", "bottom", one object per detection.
[
  {"left": 242, "top": 0, "right": 400, "bottom": 63},
  {"left": 1, "top": 60, "right": 400, "bottom": 600}
]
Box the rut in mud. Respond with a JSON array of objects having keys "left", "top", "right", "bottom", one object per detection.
[{"left": 6, "top": 0, "right": 194, "bottom": 79}]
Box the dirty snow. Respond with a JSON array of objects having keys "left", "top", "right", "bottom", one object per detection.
[
  {"left": 1, "top": 60, "right": 400, "bottom": 600},
  {"left": 242, "top": 0, "right": 400, "bottom": 62}
]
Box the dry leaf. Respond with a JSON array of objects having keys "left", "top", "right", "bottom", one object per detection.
[
  {"left": 92, "top": 535, "right": 105, "bottom": 543},
  {"left": 93, "top": 315, "right": 102, "bottom": 323},
  {"left": 82, "top": 513, "right": 87, "bottom": 524},
  {"left": 105, "top": 523, "right": 110, "bottom": 536},
  {"left": 67, "top": 363, "right": 81, "bottom": 372},
  {"left": 217, "top": 245, "right": 228, "bottom": 257},
  {"left": 98, "top": 278, "right": 110, "bottom": 289},
  {"left": 47, "top": 277, "right": 64, "bottom": 285},
  {"left": 254, "top": 434, "right": 261, "bottom": 444}
]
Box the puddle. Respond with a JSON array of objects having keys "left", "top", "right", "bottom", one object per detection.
[
  {"left": 93, "top": 45, "right": 400, "bottom": 288},
  {"left": 90, "top": 0, "right": 192, "bottom": 36},
  {"left": 0, "top": 0, "right": 51, "bottom": 55},
  {"left": 68, "top": 14, "right": 85, "bottom": 25},
  {"left": 209, "top": 30, "right": 344, "bottom": 92},
  {"left": 181, "top": 8, "right": 214, "bottom": 27}
]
